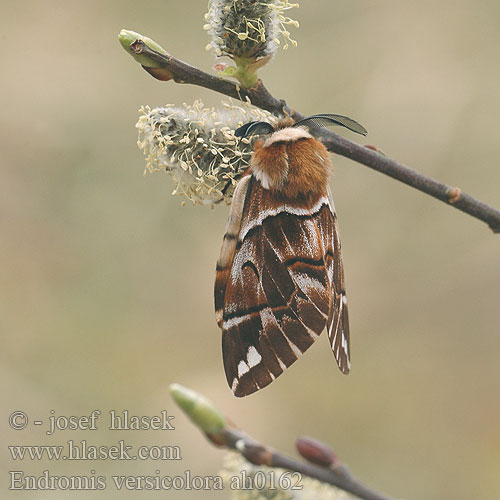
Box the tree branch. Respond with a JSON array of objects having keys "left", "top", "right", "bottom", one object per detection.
[
  {"left": 169, "top": 383, "right": 398, "bottom": 500},
  {"left": 129, "top": 40, "right": 500, "bottom": 233},
  {"left": 220, "top": 427, "right": 397, "bottom": 500}
]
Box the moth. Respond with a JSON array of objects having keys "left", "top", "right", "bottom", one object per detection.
[{"left": 215, "top": 114, "right": 367, "bottom": 397}]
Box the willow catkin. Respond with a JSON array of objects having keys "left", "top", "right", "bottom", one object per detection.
[
  {"left": 136, "top": 100, "right": 276, "bottom": 206},
  {"left": 204, "top": 0, "right": 299, "bottom": 60}
]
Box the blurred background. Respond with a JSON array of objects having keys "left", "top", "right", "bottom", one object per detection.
[{"left": 1, "top": 1, "right": 499, "bottom": 499}]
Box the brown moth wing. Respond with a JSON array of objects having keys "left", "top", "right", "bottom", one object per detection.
[
  {"left": 215, "top": 176, "right": 344, "bottom": 397},
  {"left": 325, "top": 186, "right": 350, "bottom": 374}
]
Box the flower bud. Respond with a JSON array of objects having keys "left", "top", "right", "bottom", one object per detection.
[
  {"left": 296, "top": 436, "right": 338, "bottom": 468},
  {"left": 169, "top": 384, "right": 226, "bottom": 437},
  {"left": 118, "top": 29, "right": 168, "bottom": 68}
]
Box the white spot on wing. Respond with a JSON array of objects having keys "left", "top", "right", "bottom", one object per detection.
[
  {"left": 247, "top": 346, "right": 262, "bottom": 368},
  {"left": 238, "top": 360, "right": 249, "bottom": 377}
]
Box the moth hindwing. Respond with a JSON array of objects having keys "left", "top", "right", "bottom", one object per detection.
[{"left": 215, "top": 119, "right": 350, "bottom": 397}]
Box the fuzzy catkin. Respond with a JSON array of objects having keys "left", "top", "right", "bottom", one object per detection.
[
  {"left": 204, "top": 0, "right": 299, "bottom": 60},
  {"left": 136, "top": 100, "right": 275, "bottom": 206}
]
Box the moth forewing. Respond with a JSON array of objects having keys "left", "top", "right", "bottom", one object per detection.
[
  {"left": 215, "top": 118, "right": 352, "bottom": 396},
  {"left": 217, "top": 180, "right": 333, "bottom": 396}
]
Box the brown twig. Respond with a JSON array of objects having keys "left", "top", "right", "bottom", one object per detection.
[
  {"left": 129, "top": 39, "right": 500, "bottom": 233},
  {"left": 220, "top": 427, "right": 397, "bottom": 500}
]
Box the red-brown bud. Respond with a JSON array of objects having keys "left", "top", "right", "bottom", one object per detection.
[{"left": 295, "top": 436, "right": 338, "bottom": 468}]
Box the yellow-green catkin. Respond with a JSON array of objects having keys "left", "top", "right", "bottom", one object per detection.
[{"left": 136, "top": 100, "right": 275, "bottom": 206}]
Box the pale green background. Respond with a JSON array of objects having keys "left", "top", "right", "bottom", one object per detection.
[{"left": 1, "top": 1, "right": 499, "bottom": 499}]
